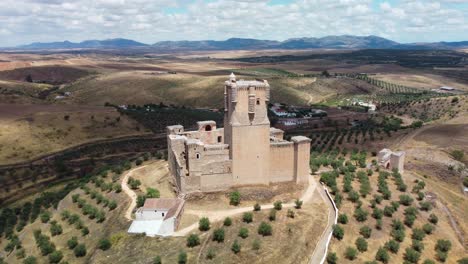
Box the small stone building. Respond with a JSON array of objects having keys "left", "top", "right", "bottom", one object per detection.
[
  {"left": 128, "top": 198, "right": 185, "bottom": 236},
  {"left": 167, "top": 74, "right": 311, "bottom": 194},
  {"left": 378, "top": 148, "right": 405, "bottom": 172}
]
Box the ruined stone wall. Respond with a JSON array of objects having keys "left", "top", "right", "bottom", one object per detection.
[{"left": 269, "top": 142, "right": 295, "bottom": 182}]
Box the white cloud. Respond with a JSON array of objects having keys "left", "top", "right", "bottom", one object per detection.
[{"left": 0, "top": 0, "right": 466, "bottom": 46}]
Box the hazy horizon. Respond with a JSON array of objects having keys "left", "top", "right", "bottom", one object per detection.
[{"left": 1, "top": 0, "right": 467, "bottom": 47}]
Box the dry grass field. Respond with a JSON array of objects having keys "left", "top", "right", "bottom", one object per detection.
[
  {"left": 373, "top": 73, "right": 468, "bottom": 91},
  {"left": 0, "top": 104, "right": 149, "bottom": 164},
  {"left": 0, "top": 158, "right": 328, "bottom": 264}
]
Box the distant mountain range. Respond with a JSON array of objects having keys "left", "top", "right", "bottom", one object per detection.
[
  {"left": 17, "top": 38, "right": 148, "bottom": 49},
  {"left": 10, "top": 36, "right": 468, "bottom": 51}
]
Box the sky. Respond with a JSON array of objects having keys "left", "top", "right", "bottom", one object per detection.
[{"left": 0, "top": 0, "right": 467, "bottom": 47}]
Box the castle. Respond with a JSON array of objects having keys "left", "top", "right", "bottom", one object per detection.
[{"left": 167, "top": 73, "right": 311, "bottom": 194}]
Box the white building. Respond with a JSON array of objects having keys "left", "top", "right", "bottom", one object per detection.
[
  {"left": 377, "top": 148, "right": 405, "bottom": 172},
  {"left": 356, "top": 101, "right": 376, "bottom": 112},
  {"left": 128, "top": 198, "right": 185, "bottom": 237}
]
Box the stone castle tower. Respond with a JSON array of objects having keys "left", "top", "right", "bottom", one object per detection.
[
  {"left": 224, "top": 73, "right": 271, "bottom": 185},
  {"left": 167, "top": 74, "right": 311, "bottom": 194}
]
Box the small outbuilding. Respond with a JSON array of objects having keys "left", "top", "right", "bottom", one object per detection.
[
  {"left": 377, "top": 148, "right": 405, "bottom": 172},
  {"left": 128, "top": 198, "right": 185, "bottom": 237}
]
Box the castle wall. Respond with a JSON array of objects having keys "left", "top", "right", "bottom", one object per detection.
[
  {"left": 293, "top": 139, "right": 311, "bottom": 184},
  {"left": 269, "top": 142, "right": 295, "bottom": 182},
  {"left": 231, "top": 125, "right": 270, "bottom": 185}
]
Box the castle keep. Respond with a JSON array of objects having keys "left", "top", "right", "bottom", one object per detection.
[{"left": 167, "top": 74, "right": 311, "bottom": 194}]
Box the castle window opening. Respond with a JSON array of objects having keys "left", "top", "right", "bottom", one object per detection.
[
  {"left": 162, "top": 213, "right": 165, "bottom": 217},
  {"left": 205, "top": 125, "right": 212, "bottom": 131},
  {"left": 217, "top": 136, "right": 222, "bottom": 143},
  {"left": 256, "top": 98, "right": 260, "bottom": 105},
  {"left": 196, "top": 153, "right": 201, "bottom": 159}
]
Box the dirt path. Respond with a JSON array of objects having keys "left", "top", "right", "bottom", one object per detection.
[
  {"left": 173, "top": 175, "right": 318, "bottom": 236},
  {"left": 121, "top": 165, "right": 150, "bottom": 221},
  {"left": 309, "top": 185, "right": 337, "bottom": 264},
  {"left": 391, "top": 125, "right": 435, "bottom": 149}
]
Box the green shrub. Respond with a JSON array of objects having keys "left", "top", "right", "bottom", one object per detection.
[
  {"left": 243, "top": 212, "right": 253, "bottom": 223},
  {"left": 383, "top": 206, "right": 395, "bottom": 217},
  {"left": 435, "top": 239, "right": 452, "bottom": 252},
  {"left": 258, "top": 222, "right": 272, "bottom": 236},
  {"left": 287, "top": 209, "right": 295, "bottom": 218},
  {"left": 422, "top": 259, "right": 435, "bottom": 264},
  {"left": 356, "top": 237, "right": 368, "bottom": 252},
  {"left": 429, "top": 214, "right": 438, "bottom": 225},
  {"left": 354, "top": 207, "right": 368, "bottom": 222},
  {"left": 153, "top": 256, "right": 162, "bottom": 264},
  {"left": 375, "top": 247, "right": 389, "bottom": 263},
  {"left": 412, "top": 239, "right": 424, "bottom": 253},
  {"left": 422, "top": 223, "right": 434, "bottom": 234},
  {"left": 450, "top": 150, "right": 464, "bottom": 161},
  {"left": 81, "top": 227, "right": 89, "bottom": 236},
  {"left": 231, "top": 240, "right": 241, "bottom": 254},
  {"left": 74, "top": 244, "right": 87, "bottom": 257},
  {"left": 385, "top": 239, "right": 400, "bottom": 253},
  {"left": 404, "top": 247, "right": 421, "bottom": 263},
  {"left": 136, "top": 195, "right": 146, "bottom": 208},
  {"left": 186, "top": 234, "right": 200, "bottom": 248},
  {"left": 67, "top": 236, "right": 78, "bottom": 249},
  {"left": 252, "top": 239, "right": 261, "bottom": 251},
  {"left": 345, "top": 247, "right": 358, "bottom": 260},
  {"left": 229, "top": 191, "right": 241, "bottom": 206},
  {"left": 411, "top": 228, "right": 426, "bottom": 241},
  {"left": 376, "top": 219, "right": 383, "bottom": 230},
  {"left": 273, "top": 201, "right": 282, "bottom": 210},
  {"left": 348, "top": 190, "right": 360, "bottom": 203},
  {"left": 399, "top": 195, "right": 414, "bottom": 206},
  {"left": 206, "top": 248, "right": 216, "bottom": 260},
  {"left": 359, "top": 226, "right": 372, "bottom": 239},
  {"left": 327, "top": 252, "right": 338, "bottom": 264},
  {"left": 223, "top": 217, "right": 232, "bottom": 227},
  {"left": 332, "top": 224, "right": 344, "bottom": 240},
  {"left": 253, "top": 203, "right": 261, "bottom": 211},
  {"left": 269, "top": 209, "right": 276, "bottom": 221},
  {"left": 391, "top": 229, "right": 405, "bottom": 242},
  {"left": 40, "top": 211, "right": 51, "bottom": 223},
  {"left": 238, "top": 227, "right": 249, "bottom": 239},
  {"left": 199, "top": 217, "right": 210, "bottom": 231},
  {"left": 295, "top": 199, "right": 303, "bottom": 209},
  {"left": 178, "top": 251, "right": 187, "bottom": 264},
  {"left": 419, "top": 201, "right": 432, "bottom": 211},
  {"left": 457, "top": 257, "right": 468, "bottom": 264},
  {"left": 372, "top": 208, "right": 383, "bottom": 220},
  {"left": 48, "top": 250, "right": 63, "bottom": 264},
  {"left": 436, "top": 250, "right": 448, "bottom": 262},
  {"left": 23, "top": 256, "right": 37, "bottom": 264},
  {"left": 212, "top": 228, "right": 225, "bottom": 243},
  {"left": 98, "top": 238, "right": 111, "bottom": 251},
  {"left": 146, "top": 188, "right": 160, "bottom": 198},
  {"left": 108, "top": 200, "right": 117, "bottom": 210},
  {"left": 338, "top": 214, "right": 348, "bottom": 224}
]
